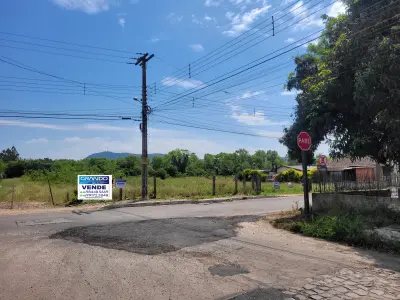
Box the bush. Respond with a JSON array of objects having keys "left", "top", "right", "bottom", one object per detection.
[
  {"left": 239, "top": 169, "right": 267, "bottom": 182},
  {"left": 275, "top": 169, "right": 302, "bottom": 182},
  {"left": 153, "top": 168, "right": 168, "bottom": 180}
]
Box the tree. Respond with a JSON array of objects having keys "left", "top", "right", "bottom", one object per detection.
[
  {"left": 165, "top": 149, "right": 190, "bottom": 174},
  {"left": 0, "top": 146, "right": 20, "bottom": 163},
  {"left": 281, "top": 0, "right": 400, "bottom": 165}
]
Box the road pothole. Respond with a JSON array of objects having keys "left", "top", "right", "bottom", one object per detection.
[
  {"left": 50, "top": 216, "right": 260, "bottom": 255},
  {"left": 209, "top": 264, "right": 249, "bottom": 277}
]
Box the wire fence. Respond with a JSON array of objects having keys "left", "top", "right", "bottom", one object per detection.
[{"left": 312, "top": 170, "right": 400, "bottom": 194}]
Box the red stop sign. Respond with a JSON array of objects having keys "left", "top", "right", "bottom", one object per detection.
[{"left": 297, "top": 131, "right": 312, "bottom": 151}]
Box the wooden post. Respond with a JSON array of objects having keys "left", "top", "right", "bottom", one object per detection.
[
  {"left": 66, "top": 191, "right": 70, "bottom": 203},
  {"left": 153, "top": 175, "right": 157, "bottom": 199},
  {"left": 212, "top": 176, "right": 216, "bottom": 196},
  {"left": 47, "top": 175, "right": 55, "bottom": 206},
  {"left": 251, "top": 175, "right": 255, "bottom": 191},
  {"left": 234, "top": 176, "right": 238, "bottom": 195},
  {"left": 119, "top": 187, "right": 123, "bottom": 201},
  {"left": 11, "top": 184, "right": 15, "bottom": 209},
  {"left": 256, "top": 175, "right": 261, "bottom": 194}
]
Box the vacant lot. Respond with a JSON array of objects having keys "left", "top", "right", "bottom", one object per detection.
[{"left": 0, "top": 176, "right": 302, "bottom": 206}]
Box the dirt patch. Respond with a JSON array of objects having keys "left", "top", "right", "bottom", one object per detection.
[
  {"left": 50, "top": 216, "right": 260, "bottom": 255},
  {"left": 208, "top": 264, "right": 249, "bottom": 277}
]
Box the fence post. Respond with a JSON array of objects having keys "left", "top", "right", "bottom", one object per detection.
[
  {"left": 153, "top": 175, "right": 157, "bottom": 199},
  {"left": 212, "top": 176, "right": 216, "bottom": 196},
  {"left": 11, "top": 184, "right": 15, "bottom": 209},
  {"left": 234, "top": 176, "right": 238, "bottom": 195},
  {"left": 256, "top": 175, "right": 261, "bottom": 194},
  {"left": 251, "top": 175, "right": 255, "bottom": 191},
  {"left": 119, "top": 178, "right": 123, "bottom": 201},
  {"left": 66, "top": 191, "right": 70, "bottom": 203},
  {"left": 47, "top": 175, "right": 55, "bottom": 206}
]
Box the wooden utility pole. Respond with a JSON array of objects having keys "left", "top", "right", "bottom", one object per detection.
[{"left": 134, "top": 53, "right": 154, "bottom": 201}]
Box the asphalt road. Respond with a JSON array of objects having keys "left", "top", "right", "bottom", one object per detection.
[
  {"left": 0, "top": 196, "right": 303, "bottom": 235},
  {"left": 1, "top": 196, "right": 399, "bottom": 300}
]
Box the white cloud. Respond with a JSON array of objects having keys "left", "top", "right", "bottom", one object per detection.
[
  {"left": 205, "top": 0, "right": 223, "bottom": 7},
  {"left": 290, "top": 1, "right": 324, "bottom": 30},
  {"left": 281, "top": 0, "right": 296, "bottom": 5},
  {"left": 225, "top": 11, "right": 235, "bottom": 20},
  {"left": 256, "top": 130, "right": 284, "bottom": 138},
  {"left": 223, "top": 3, "right": 272, "bottom": 36},
  {"left": 0, "top": 120, "right": 139, "bottom": 132},
  {"left": 281, "top": 90, "right": 299, "bottom": 96},
  {"left": 0, "top": 120, "right": 71, "bottom": 130},
  {"left": 240, "top": 90, "right": 263, "bottom": 99},
  {"left": 149, "top": 36, "right": 171, "bottom": 43},
  {"left": 21, "top": 128, "right": 247, "bottom": 159},
  {"left": 25, "top": 138, "right": 49, "bottom": 144},
  {"left": 190, "top": 44, "right": 205, "bottom": 52},
  {"left": 230, "top": 0, "right": 252, "bottom": 5},
  {"left": 192, "top": 14, "right": 203, "bottom": 25},
  {"left": 285, "top": 37, "right": 295, "bottom": 43},
  {"left": 327, "top": 1, "right": 346, "bottom": 18},
  {"left": 232, "top": 111, "right": 287, "bottom": 126},
  {"left": 51, "top": 0, "right": 111, "bottom": 14},
  {"left": 204, "top": 14, "right": 218, "bottom": 24},
  {"left": 161, "top": 77, "right": 204, "bottom": 89},
  {"left": 166, "top": 13, "right": 183, "bottom": 23},
  {"left": 119, "top": 17, "right": 125, "bottom": 28}
]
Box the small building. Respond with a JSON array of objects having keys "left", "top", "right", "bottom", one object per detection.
[{"left": 326, "top": 158, "right": 380, "bottom": 182}]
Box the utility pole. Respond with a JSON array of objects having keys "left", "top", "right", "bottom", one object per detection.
[{"left": 134, "top": 53, "right": 154, "bottom": 200}]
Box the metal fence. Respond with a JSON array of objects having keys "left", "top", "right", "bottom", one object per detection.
[{"left": 312, "top": 171, "right": 400, "bottom": 193}]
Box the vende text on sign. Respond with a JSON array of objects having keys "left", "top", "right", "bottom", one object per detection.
[{"left": 78, "top": 175, "right": 112, "bottom": 200}]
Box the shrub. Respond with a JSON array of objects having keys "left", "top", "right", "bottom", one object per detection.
[
  {"left": 275, "top": 169, "right": 302, "bottom": 182},
  {"left": 153, "top": 168, "right": 168, "bottom": 180},
  {"left": 239, "top": 169, "right": 267, "bottom": 182}
]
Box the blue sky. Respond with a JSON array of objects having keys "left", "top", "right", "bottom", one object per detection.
[{"left": 0, "top": 0, "right": 345, "bottom": 159}]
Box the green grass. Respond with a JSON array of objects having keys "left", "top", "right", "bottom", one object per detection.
[
  {"left": 0, "top": 176, "right": 302, "bottom": 206},
  {"left": 272, "top": 208, "right": 400, "bottom": 253}
]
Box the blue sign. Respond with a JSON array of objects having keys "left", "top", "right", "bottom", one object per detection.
[
  {"left": 115, "top": 178, "right": 127, "bottom": 189},
  {"left": 78, "top": 176, "right": 110, "bottom": 185}
]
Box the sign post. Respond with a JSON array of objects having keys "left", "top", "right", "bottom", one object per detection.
[{"left": 297, "top": 132, "right": 312, "bottom": 215}]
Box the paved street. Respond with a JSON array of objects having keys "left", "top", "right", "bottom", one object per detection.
[{"left": 0, "top": 196, "right": 399, "bottom": 300}]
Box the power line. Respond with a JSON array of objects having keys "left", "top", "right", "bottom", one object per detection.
[
  {"left": 0, "top": 31, "right": 132, "bottom": 54},
  {"left": 152, "top": 118, "right": 281, "bottom": 138},
  {"left": 154, "top": 6, "right": 399, "bottom": 110},
  {"left": 0, "top": 44, "right": 127, "bottom": 64}
]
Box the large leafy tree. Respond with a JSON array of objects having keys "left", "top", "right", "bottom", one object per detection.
[
  {"left": 0, "top": 146, "right": 20, "bottom": 163},
  {"left": 281, "top": 0, "right": 400, "bottom": 165}
]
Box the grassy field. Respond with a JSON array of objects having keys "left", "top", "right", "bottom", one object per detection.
[{"left": 0, "top": 176, "right": 303, "bottom": 206}]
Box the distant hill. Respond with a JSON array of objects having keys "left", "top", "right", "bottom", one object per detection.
[{"left": 86, "top": 152, "right": 165, "bottom": 159}]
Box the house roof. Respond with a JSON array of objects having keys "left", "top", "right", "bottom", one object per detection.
[
  {"left": 327, "top": 157, "right": 376, "bottom": 172},
  {"left": 278, "top": 165, "right": 316, "bottom": 171}
]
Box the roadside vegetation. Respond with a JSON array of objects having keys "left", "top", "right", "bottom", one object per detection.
[
  {"left": 0, "top": 176, "right": 303, "bottom": 207},
  {"left": 272, "top": 208, "right": 400, "bottom": 253},
  {"left": 0, "top": 146, "right": 308, "bottom": 207}
]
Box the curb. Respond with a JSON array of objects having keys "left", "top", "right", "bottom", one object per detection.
[{"left": 102, "top": 195, "right": 296, "bottom": 210}]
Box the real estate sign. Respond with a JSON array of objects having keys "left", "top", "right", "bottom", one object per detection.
[{"left": 78, "top": 175, "right": 112, "bottom": 200}]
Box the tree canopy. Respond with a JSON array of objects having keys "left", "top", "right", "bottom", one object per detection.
[
  {"left": 0, "top": 147, "right": 286, "bottom": 181},
  {"left": 0, "top": 146, "right": 20, "bottom": 163},
  {"left": 280, "top": 0, "right": 400, "bottom": 165}
]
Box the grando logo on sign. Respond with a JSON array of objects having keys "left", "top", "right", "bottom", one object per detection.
[{"left": 78, "top": 175, "right": 112, "bottom": 200}]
